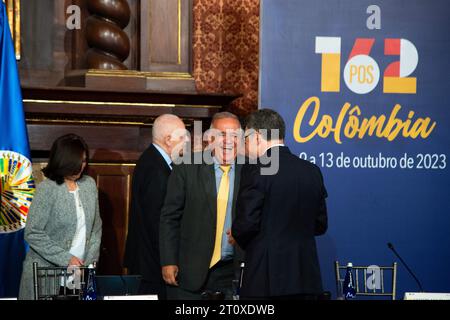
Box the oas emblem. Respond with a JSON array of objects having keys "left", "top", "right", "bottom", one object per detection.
[{"left": 0, "top": 151, "right": 35, "bottom": 233}]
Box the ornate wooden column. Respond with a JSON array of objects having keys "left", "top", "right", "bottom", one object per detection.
[
  {"left": 65, "top": 0, "right": 196, "bottom": 92},
  {"left": 85, "top": 0, "right": 131, "bottom": 70}
]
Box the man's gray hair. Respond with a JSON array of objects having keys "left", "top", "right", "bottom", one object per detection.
[{"left": 210, "top": 111, "right": 240, "bottom": 128}]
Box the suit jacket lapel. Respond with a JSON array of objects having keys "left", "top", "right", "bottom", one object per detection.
[{"left": 200, "top": 163, "right": 217, "bottom": 220}]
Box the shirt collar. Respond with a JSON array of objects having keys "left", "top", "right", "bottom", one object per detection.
[
  {"left": 153, "top": 143, "right": 172, "bottom": 169},
  {"left": 213, "top": 156, "right": 235, "bottom": 171}
]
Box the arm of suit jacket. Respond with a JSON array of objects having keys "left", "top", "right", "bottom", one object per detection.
[
  {"left": 159, "top": 164, "right": 185, "bottom": 266},
  {"left": 314, "top": 166, "right": 328, "bottom": 236},
  {"left": 84, "top": 179, "right": 103, "bottom": 265},
  {"left": 24, "top": 182, "right": 73, "bottom": 266},
  {"left": 232, "top": 164, "right": 264, "bottom": 250}
]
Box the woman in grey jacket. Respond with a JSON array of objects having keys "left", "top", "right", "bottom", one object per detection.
[{"left": 18, "top": 134, "right": 102, "bottom": 300}]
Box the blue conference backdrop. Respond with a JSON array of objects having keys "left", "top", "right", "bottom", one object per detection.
[{"left": 260, "top": 0, "right": 450, "bottom": 298}]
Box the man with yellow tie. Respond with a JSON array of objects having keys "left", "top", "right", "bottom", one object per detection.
[{"left": 159, "top": 112, "right": 244, "bottom": 299}]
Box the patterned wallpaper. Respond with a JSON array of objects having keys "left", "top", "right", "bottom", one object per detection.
[{"left": 193, "top": 0, "right": 260, "bottom": 117}]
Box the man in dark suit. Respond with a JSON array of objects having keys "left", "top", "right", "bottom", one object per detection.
[
  {"left": 124, "top": 114, "right": 188, "bottom": 300},
  {"left": 232, "top": 109, "right": 328, "bottom": 299},
  {"left": 160, "top": 112, "right": 244, "bottom": 299}
]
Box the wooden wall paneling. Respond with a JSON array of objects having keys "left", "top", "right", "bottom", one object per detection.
[
  {"left": 27, "top": 124, "right": 146, "bottom": 158},
  {"left": 19, "top": 0, "right": 64, "bottom": 87},
  {"left": 148, "top": 0, "right": 179, "bottom": 65},
  {"left": 141, "top": 0, "right": 192, "bottom": 73},
  {"left": 140, "top": 0, "right": 196, "bottom": 91},
  {"left": 88, "top": 164, "right": 135, "bottom": 275},
  {"left": 22, "top": 87, "right": 234, "bottom": 121}
]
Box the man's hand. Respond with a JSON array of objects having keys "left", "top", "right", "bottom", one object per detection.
[
  {"left": 162, "top": 265, "right": 179, "bottom": 286},
  {"left": 227, "top": 229, "right": 236, "bottom": 246},
  {"left": 68, "top": 256, "right": 84, "bottom": 267}
]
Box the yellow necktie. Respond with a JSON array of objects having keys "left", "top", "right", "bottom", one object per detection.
[{"left": 210, "top": 165, "right": 231, "bottom": 268}]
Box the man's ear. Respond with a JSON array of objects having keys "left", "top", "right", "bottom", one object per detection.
[
  {"left": 207, "top": 133, "right": 215, "bottom": 145},
  {"left": 164, "top": 134, "right": 172, "bottom": 147}
]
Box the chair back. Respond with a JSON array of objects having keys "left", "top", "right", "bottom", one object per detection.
[
  {"left": 334, "top": 261, "right": 397, "bottom": 300},
  {"left": 33, "top": 262, "right": 90, "bottom": 300}
]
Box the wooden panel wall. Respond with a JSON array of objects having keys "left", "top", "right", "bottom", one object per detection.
[
  {"left": 141, "top": 0, "right": 192, "bottom": 72},
  {"left": 88, "top": 164, "right": 135, "bottom": 275}
]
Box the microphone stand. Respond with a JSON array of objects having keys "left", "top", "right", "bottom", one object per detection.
[{"left": 387, "top": 242, "right": 424, "bottom": 292}]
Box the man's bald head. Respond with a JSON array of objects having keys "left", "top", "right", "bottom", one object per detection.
[
  {"left": 152, "top": 114, "right": 187, "bottom": 160},
  {"left": 153, "top": 114, "right": 184, "bottom": 141}
]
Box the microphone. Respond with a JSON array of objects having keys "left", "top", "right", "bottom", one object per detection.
[{"left": 387, "top": 242, "right": 424, "bottom": 292}]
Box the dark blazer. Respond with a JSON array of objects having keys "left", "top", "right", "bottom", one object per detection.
[
  {"left": 232, "top": 146, "right": 328, "bottom": 298},
  {"left": 159, "top": 153, "right": 244, "bottom": 292},
  {"left": 123, "top": 144, "right": 171, "bottom": 297}
]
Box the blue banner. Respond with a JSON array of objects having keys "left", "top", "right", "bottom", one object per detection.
[
  {"left": 0, "top": 2, "right": 35, "bottom": 298},
  {"left": 260, "top": 0, "right": 450, "bottom": 298}
]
